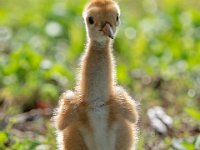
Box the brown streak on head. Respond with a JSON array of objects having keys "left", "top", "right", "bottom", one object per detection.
[
  {"left": 84, "top": 0, "right": 120, "bottom": 17},
  {"left": 88, "top": 0, "right": 113, "bottom": 9}
]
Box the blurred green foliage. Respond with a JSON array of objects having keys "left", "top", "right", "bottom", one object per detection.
[{"left": 0, "top": 0, "right": 200, "bottom": 149}]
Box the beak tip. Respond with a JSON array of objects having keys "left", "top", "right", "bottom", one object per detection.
[{"left": 109, "top": 35, "right": 114, "bottom": 39}]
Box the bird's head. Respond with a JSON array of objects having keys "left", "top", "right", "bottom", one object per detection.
[{"left": 83, "top": 0, "right": 120, "bottom": 43}]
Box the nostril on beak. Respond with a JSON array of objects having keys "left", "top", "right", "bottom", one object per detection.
[{"left": 102, "top": 22, "right": 112, "bottom": 28}]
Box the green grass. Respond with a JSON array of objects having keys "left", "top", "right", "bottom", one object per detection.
[{"left": 0, "top": 0, "right": 200, "bottom": 149}]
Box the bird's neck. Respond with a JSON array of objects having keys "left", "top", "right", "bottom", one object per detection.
[{"left": 79, "top": 39, "right": 115, "bottom": 106}]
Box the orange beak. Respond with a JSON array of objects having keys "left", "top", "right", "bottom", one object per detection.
[{"left": 102, "top": 23, "right": 114, "bottom": 39}]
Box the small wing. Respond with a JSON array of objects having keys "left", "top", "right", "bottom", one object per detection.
[
  {"left": 54, "top": 91, "right": 78, "bottom": 130},
  {"left": 114, "top": 86, "right": 139, "bottom": 123}
]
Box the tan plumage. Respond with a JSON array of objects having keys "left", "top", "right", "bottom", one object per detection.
[{"left": 54, "top": 0, "right": 139, "bottom": 149}]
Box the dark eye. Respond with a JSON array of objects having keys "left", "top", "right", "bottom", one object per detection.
[
  {"left": 88, "top": 16, "right": 94, "bottom": 24},
  {"left": 116, "top": 15, "right": 119, "bottom": 22}
]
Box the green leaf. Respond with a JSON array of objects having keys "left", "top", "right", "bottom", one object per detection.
[
  {"left": 185, "top": 108, "right": 200, "bottom": 122},
  {"left": 0, "top": 131, "right": 8, "bottom": 145},
  {"left": 182, "top": 141, "right": 195, "bottom": 150}
]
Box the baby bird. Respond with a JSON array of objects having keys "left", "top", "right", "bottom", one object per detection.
[{"left": 54, "top": 0, "right": 139, "bottom": 150}]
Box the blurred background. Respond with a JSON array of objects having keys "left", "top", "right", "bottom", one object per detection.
[{"left": 0, "top": 0, "right": 200, "bottom": 149}]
